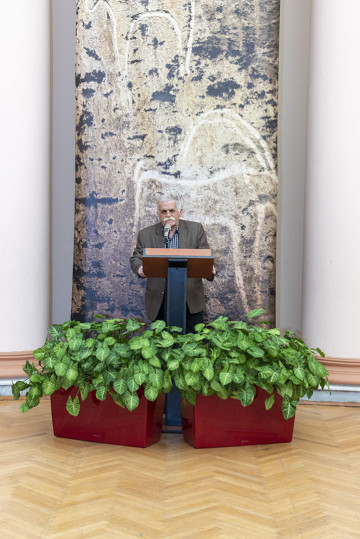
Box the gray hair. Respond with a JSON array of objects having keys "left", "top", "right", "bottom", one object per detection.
[{"left": 157, "top": 197, "right": 182, "bottom": 210}]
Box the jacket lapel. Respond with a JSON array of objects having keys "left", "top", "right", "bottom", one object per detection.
[
  {"left": 154, "top": 222, "right": 164, "bottom": 248},
  {"left": 179, "top": 220, "right": 187, "bottom": 249}
]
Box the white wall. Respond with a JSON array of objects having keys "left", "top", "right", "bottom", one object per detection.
[
  {"left": 277, "top": 0, "right": 312, "bottom": 332},
  {"left": 51, "top": 0, "right": 311, "bottom": 332},
  {"left": 52, "top": 0, "right": 76, "bottom": 323},
  {"left": 0, "top": 1, "right": 51, "bottom": 351}
]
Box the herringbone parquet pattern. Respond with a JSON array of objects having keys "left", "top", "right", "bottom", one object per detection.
[{"left": 0, "top": 399, "right": 359, "bottom": 538}]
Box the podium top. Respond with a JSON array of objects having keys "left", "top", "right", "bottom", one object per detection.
[
  {"left": 142, "top": 248, "right": 214, "bottom": 278},
  {"left": 143, "top": 248, "right": 212, "bottom": 258}
]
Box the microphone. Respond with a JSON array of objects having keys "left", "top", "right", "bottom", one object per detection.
[{"left": 164, "top": 223, "right": 171, "bottom": 245}]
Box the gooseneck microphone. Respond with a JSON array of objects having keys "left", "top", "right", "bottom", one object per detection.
[{"left": 164, "top": 223, "right": 171, "bottom": 246}]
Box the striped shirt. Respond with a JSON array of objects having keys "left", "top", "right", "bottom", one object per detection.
[{"left": 164, "top": 226, "right": 179, "bottom": 249}]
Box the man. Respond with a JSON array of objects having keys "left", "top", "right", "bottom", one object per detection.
[{"left": 130, "top": 198, "right": 213, "bottom": 332}]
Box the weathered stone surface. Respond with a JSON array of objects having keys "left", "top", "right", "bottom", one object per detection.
[{"left": 73, "top": 0, "right": 280, "bottom": 324}]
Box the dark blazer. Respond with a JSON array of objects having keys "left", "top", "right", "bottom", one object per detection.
[{"left": 130, "top": 219, "right": 210, "bottom": 321}]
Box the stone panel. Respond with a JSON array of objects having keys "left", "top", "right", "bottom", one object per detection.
[{"left": 73, "top": 0, "right": 280, "bottom": 324}]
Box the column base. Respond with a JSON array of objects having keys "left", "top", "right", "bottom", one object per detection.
[
  {"left": 0, "top": 351, "right": 33, "bottom": 378},
  {"left": 319, "top": 356, "right": 360, "bottom": 385}
]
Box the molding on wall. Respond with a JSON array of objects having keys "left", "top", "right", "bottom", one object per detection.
[
  {"left": 319, "top": 356, "right": 360, "bottom": 385},
  {"left": 0, "top": 351, "right": 33, "bottom": 378}
]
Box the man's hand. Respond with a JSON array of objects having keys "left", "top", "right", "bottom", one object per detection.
[{"left": 138, "top": 265, "right": 146, "bottom": 278}]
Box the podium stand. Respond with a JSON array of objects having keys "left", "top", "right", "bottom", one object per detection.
[{"left": 142, "top": 248, "right": 214, "bottom": 425}]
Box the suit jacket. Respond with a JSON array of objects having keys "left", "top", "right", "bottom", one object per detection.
[{"left": 130, "top": 219, "right": 210, "bottom": 321}]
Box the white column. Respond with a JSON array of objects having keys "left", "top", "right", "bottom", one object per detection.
[
  {"left": 0, "top": 1, "right": 50, "bottom": 353},
  {"left": 302, "top": 0, "right": 360, "bottom": 376}
]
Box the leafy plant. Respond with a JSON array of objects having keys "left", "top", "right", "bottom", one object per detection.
[
  {"left": 12, "top": 309, "right": 329, "bottom": 420},
  {"left": 12, "top": 317, "right": 177, "bottom": 416},
  {"left": 166, "top": 309, "right": 329, "bottom": 420}
]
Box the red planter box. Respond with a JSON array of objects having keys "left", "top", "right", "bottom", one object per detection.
[
  {"left": 50, "top": 387, "right": 165, "bottom": 447},
  {"left": 181, "top": 388, "right": 295, "bottom": 448}
]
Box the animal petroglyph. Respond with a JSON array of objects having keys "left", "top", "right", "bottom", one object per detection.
[{"left": 73, "top": 0, "right": 280, "bottom": 324}]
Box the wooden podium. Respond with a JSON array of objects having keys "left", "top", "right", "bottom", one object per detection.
[{"left": 142, "top": 248, "right": 214, "bottom": 426}]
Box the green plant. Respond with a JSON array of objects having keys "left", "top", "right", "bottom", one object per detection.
[
  {"left": 166, "top": 309, "right": 329, "bottom": 419},
  {"left": 12, "top": 317, "right": 178, "bottom": 416},
  {"left": 12, "top": 309, "right": 329, "bottom": 421}
]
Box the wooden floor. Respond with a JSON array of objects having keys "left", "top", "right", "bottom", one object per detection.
[{"left": 0, "top": 399, "right": 359, "bottom": 539}]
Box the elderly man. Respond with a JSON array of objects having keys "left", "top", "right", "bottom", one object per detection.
[{"left": 130, "top": 198, "right": 213, "bottom": 332}]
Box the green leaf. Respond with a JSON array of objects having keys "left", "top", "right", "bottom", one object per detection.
[
  {"left": 265, "top": 393, "right": 275, "bottom": 410},
  {"left": 104, "top": 336, "right": 116, "bottom": 346},
  {"left": 237, "top": 385, "right": 255, "bottom": 407},
  {"left": 96, "top": 386, "right": 107, "bottom": 401},
  {"left": 96, "top": 343, "right": 110, "bottom": 362},
  {"left": 210, "top": 380, "right": 222, "bottom": 392},
  {"left": 245, "top": 308, "right": 265, "bottom": 319},
  {"left": 148, "top": 356, "right": 162, "bottom": 368},
  {"left": 49, "top": 324, "right": 63, "bottom": 341},
  {"left": 12, "top": 384, "right": 21, "bottom": 400},
  {"left": 185, "top": 371, "right": 200, "bottom": 386},
  {"left": 101, "top": 320, "right": 116, "bottom": 334},
  {"left": 160, "top": 331, "right": 175, "bottom": 346},
  {"left": 110, "top": 392, "right": 125, "bottom": 408},
  {"left": 163, "top": 370, "right": 173, "bottom": 392},
  {"left": 191, "top": 358, "right": 203, "bottom": 373},
  {"left": 20, "top": 403, "right": 30, "bottom": 413},
  {"left": 30, "top": 372, "right": 43, "bottom": 384},
  {"left": 114, "top": 343, "right": 130, "bottom": 357},
  {"left": 129, "top": 336, "right": 143, "bottom": 350},
  {"left": 44, "top": 356, "right": 57, "bottom": 370},
  {"left": 194, "top": 323, "right": 205, "bottom": 332},
  {"left": 219, "top": 370, "right": 233, "bottom": 386},
  {"left": 65, "top": 327, "right": 80, "bottom": 340},
  {"left": 42, "top": 375, "right": 56, "bottom": 395},
  {"left": 168, "top": 325, "right": 184, "bottom": 333},
  {"left": 294, "top": 366, "right": 305, "bottom": 381},
  {"left": 173, "top": 371, "right": 186, "bottom": 390},
  {"left": 124, "top": 391, "right": 140, "bottom": 411},
  {"left": 308, "top": 359, "right": 328, "bottom": 377},
  {"left": 103, "top": 370, "right": 117, "bottom": 383},
  {"left": 127, "top": 377, "right": 140, "bottom": 393},
  {"left": 144, "top": 385, "right": 159, "bottom": 401},
  {"left": 79, "top": 382, "right": 91, "bottom": 401},
  {"left": 316, "top": 347, "right": 325, "bottom": 358},
  {"left": 281, "top": 399, "right": 297, "bottom": 420},
  {"left": 68, "top": 334, "right": 83, "bottom": 352},
  {"left": 76, "top": 346, "right": 93, "bottom": 361},
  {"left": 142, "top": 345, "right": 157, "bottom": 360},
  {"left": 126, "top": 319, "right": 142, "bottom": 333},
  {"left": 66, "top": 395, "right": 80, "bottom": 416},
  {"left": 232, "top": 368, "right": 245, "bottom": 384},
  {"left": 151, "top": 320, "right": 166, "bottom": 333},
  {"left": 259, "top": 366, "right": 274, "bottom": 380},
  {"left": 306, "top": 373, "right": 319, "bottom": 387},
  {"left": 134, "top": 372, "right": 146, "bottom": 386},
  {"left": 202, "top": 364, "right": 214, "bottom": 381},
  {"left": 167, "top": 359, "right": 180, "bottom": 371},
  {"left": 53, "top": 342, "right": 68, "bottom": 360},
  {"left": 54, "top": 361, "right": 67, "bottom": 377},
  {"left": 247, "top": 346, "right": 265, "bottom": 358},
  {"left": 113, "top": 378, "right": 127, "bottom": 395},
  {"left": 33, "top": 348, "right": 46, "bottom": 361},
  {"left": 26, "top": 388, "right": 41, "bottom": 409},
  {"left": 65, "top": 364, "right": 79, "bottom": 384},
  {"left": 15, "top": 381, "right": 30, "bottom": 391},
  {"left": 149, "top": 370, "right": 164, "bottom": 389},
  {"left": 78, "top": 322, "right": 91, "bottom": 329}
]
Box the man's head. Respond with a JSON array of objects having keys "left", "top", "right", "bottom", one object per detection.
[{"left": 157, "top": 199, "right": 183, "bottom": 230}]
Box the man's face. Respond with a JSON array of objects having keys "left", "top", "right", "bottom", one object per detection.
[{"left": 157, "top": 200, "right": 183, "bottom": 229}]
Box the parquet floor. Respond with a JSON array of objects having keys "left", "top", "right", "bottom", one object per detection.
[{"left": 0, "top": 398, "right": 359, "bottom": 539}]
